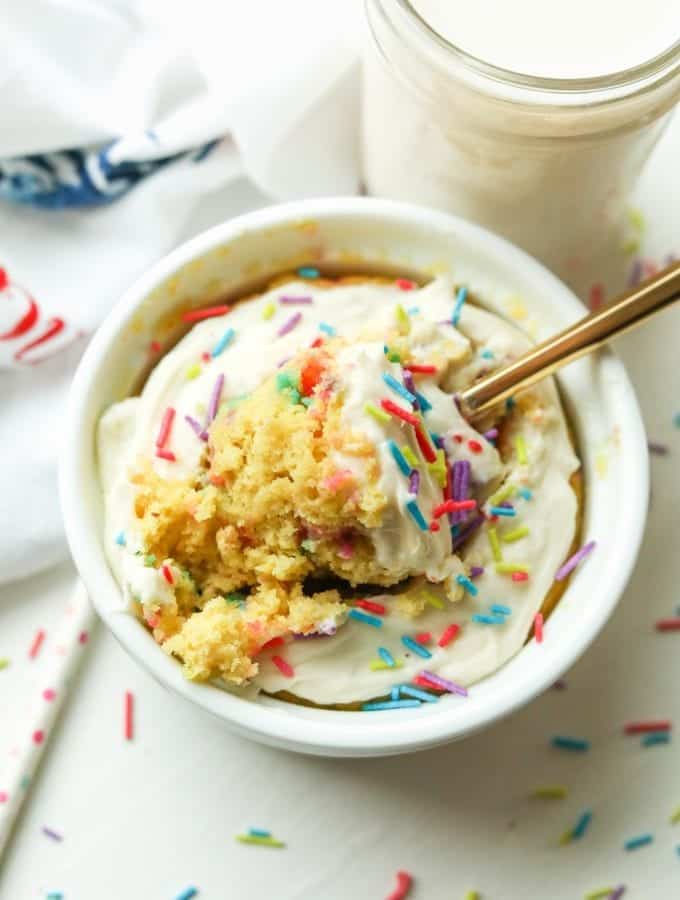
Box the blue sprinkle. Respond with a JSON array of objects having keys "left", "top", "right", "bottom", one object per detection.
[
  {"left": 249, "top": 828, "right": 272, "bottom": 838},
  {"left": 517, "top": 487, "right": 533, "bottom": 500},
  {"left": 388, "top": 440, "right": 411, "bottom": 476},
  {"left": 319, "top": 321, "right": 336, "bottom": 336},
  {"left": 480, "top": 349, "right": 495, "bottom": 359},
  {"left": 673, "top": 412, "right": 680, "bottom": 429},
  {"left": 383, "top": 345, "right": 389, "bottom": 355},
  {"left": 211, "top": 327, "right": 235, "bottom": 357},
  {"left": 401, "top": 635, "right": 432, "bottom": 658},
  {"left": 572, "top": 810, "right": 592, "bottom": 839},
  {"left": 382, "top": 372, "right": 416, "bottom": 405},
  {"left": 363, "top": 699, "right": 422, "bottom": 711},
  {"left": 400, "top": 685, "right": 439, "bottom": 703},
  {"left": 391, "top": 685, "right": 400, "bottom": 701},
  {"left": 407, "top": 306, "right": 420, "bottom": 315},
  {"left": 551, "top": 735, "right": 590, "bottom": 752},
  {"left": 642, "top": 732, "right": 670, "bottom": 747},
  {"left": 415, "top": 391, "right": 432, "bottom": 412},
  {"left": 506, "top": 397, "right": 516, "bottom": 411},
  {"left": 175, "top": 889, "right": 199, "bottom": 900},
  {"left": 491, "top": 604, "right": 512, "bottom": 616},
  {"left": 624, "top": 833, "right": 653, "bottom": 851},
  {"left": 297, "top": 266, "right": 320, "bottom": 279},
  {"left": 489, "top": 506, "right": 516, "bottom": 517},
  {"left": 472, "top": 614, "right": 506, "bottom": 625},
  {"left": 405, "top": 499, "right": 428, "bottom": 531},
  {"left": 429, "top": 431, "right": 441, "bottom": 446},
  {"left": 115, "top": 531, "right": 126, "bottom": 547},
  {"left": 451, "top": 285, "right": 468, "bottom": 325},
  {"left": 451, "top": 524, "right": 461, "bottom": 538},
  {"left": 378, "top": 647, "right": 396, "bottom": 667},
  {"left": 456, "top": 574, "right": 478, "bottom": 596},
  {"left": 349, "top": 609, "right": 382, "bottom": 628}
]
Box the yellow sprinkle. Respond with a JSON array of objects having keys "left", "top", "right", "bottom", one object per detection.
[
  {"left": 0, "top": 659, "right": 9, "bottom": 670},
  {"left": 501, "top": 526, "right": 530, "bottom": 543},
  {"left": 464, "top": 893, "right": 481, "bottom": 900},
  {"left": 186, "top": 363, "right": 201, "bottom": 380},
  {"left": 584, "top": 890, "right": 615, "bottom": 900},
  {"left": 508, "top": 298, "right": 528, "bottom": 321},
  {"left": 262, "top": 302, "right": 275, "bottom": 320},
  {"left": 670, "top": 806, "right": 680, "bottom": 825},
  {"left": 515, "top": 435, "right": 528, "bottom": 465},
  {"left": 395, "top": 303, "right": 411, "bottom": 335},
  {"left": 622, "top": 238, "right": 640, "bottom": 256},
  {"left": 487, "top": 527, "right": 502, "bottom": 562},
  {"left": 427, "top": 449, "right": 447, "bottom": 486},
  {"left": 559, "top": 829, "right": 573, "bottom": 846},
  {"left": 369, "top": 659, "right": 404, "bottom": 671},
  {"left": 423, "top": 591, "right": 445, "bottom": 610},
  {"left": 628, "top": 207, "right": 645, "bottom": 233},
  {"left": 490, "top": 483, "right": 515, "bottom": 505},
  {"left": 401, "top": 446, "right": 419, "bottom": 468},
  {"left": 365, "top": 403, "right": 390, "bottom": 424},
  {"left": 531, "top": 786, "right": 568, "bottom": 799},
  {"left": 236, "top": 834, "right": 285, "bottom": 848},
  {"left": 495, "top": 562, "right": 531, "bottom": 575}
]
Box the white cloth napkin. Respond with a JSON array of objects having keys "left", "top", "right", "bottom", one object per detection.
[{"left": 0, "top": 0, "right": 363, "bottom": 584}]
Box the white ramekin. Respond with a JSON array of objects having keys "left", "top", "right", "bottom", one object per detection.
[{"left": 59, "top": 198, "right": 648, "bottom": 757}]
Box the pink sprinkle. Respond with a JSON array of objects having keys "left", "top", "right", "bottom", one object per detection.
[
  {"left": 277, "top": 311, "right": 302, "bottom": 337},
  {"left": 184, "top": 414, "right": 208, "bottom": 441},
  {"left": 207, "top": 373, "right": 225, "bottom": 422},
  {"left": 272, "top": 655, "right": 294, "bottom": 677},
  {"left": 0, "top": 792, "right": 7, "bottom": 803},
  {"left": 155, "top": 407, "right": 175, "bottom": 449},
  {"left": 156, "top": 448, "right": 176, "bottom": 462},
  {"left": 161, "top": 564, "right": 174, "bottom": 585},
  {"left": 534, "top": 612, "right": 544, "bottom": 643},
  {"left": 279, "top": 295, "right": 313, "bottom": 305},
  {"left": 419, "top": 670, "right": 467, "bottom": 696},
  {"left": 42, "top": 688, "right": 56, "bottom": 702},
  {"left": 33, "top": 730, "right": 44, "bottom": 744},
  {"left": 512, "top": 571, "right": 529, "bottom": 582},
  {"left": 78, "top": 631, "right": 88, "bottom": 644},
  {"left": 28, "top": 629, "right": 45, "bottom": 659},
  {"left": 386, "top": 870, "right": 413, "bottom": 900},
  {"left": 555, "top": 540, "right": 596, "bottom": 581}
]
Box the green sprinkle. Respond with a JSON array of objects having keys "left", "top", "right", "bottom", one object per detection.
[
  {"left": 401, "top": 446, "right": 419, "bottom": 467},
  {"left": 395, "top": 303, "right": 411, "bottom": 334},
  {"left": 186, "top": 363, "right": 201, "bottom": 380},
  {"left": 262, "top": 302, "right": 275, "bottom": 320},
  {"left": 276, "top": 372, "right": 297, "bottom": 392},
  {"left": 490, "top": 482, "right": 515, "bottom": 505},
  {"left": 501, "top": 526, "right": 530, "bottom": 543},
  {"left": 487, "top": 527, "right": 502, "bottom": 562},
  {"left": 584, "top": 889, "right": 616, "bottom": 900},
  {"left": 495, "top": 562, "right": 531, "bottom": 574},
  {"left": 388, "top": 351, "right": 401, "bottom": 363},
  {"left": 464, "top": 893, "right": 481, "bottom": 900},
  {"left": 289, "top": 388, "right": 301, "bottom": 405},
  {"left": 515, "top": 434, "right": 528, "bottom": 465},
  {"left": 365, "top": 403, "right": 390, "bottom": 424},
  {"left": 144, "top": 554, "right": 157, "bottom": 567},
  {"left": 236, "top": 834, "right": 285, "bottom": 848},
  {"left": 531, "top": 786, "right": 568, "bottom": 799},
  {"left": 389, "top": 440, "right": 412, "bottom": 476},
  {"left": 369, "top": 659, "right": 404, "bottom": 671},
  {"left": 226, "top": 592, "right": 245, "bottom": 607},
  {"left": 0, "top": 658, "right": 9, "bottom": 671}
]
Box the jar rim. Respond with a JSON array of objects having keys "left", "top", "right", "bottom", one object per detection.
[{"left": 393, "top": 0, "right": 680, "bottom": 94}]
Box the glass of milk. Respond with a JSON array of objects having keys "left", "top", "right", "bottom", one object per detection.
[{"left": 362, "top": 0, "right": 680, "bottom": 283}]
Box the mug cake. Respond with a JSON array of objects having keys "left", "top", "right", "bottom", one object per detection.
[{"left": 98, "top": 271, "right": 583, "bottom": 709}]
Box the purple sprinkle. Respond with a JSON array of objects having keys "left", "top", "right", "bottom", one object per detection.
[
  {"left": 450, "top": 460, "right": 463, "bottom": 523},
  {"left": 648, "top": 441, "right": 669, "bottom": 456},
  {"left": 408, "top": 469, "right": 420, "bottom": 495},
  {"left": 42, "top": 826, "right": 63, "bottom": 842},
  {"left": 403, "top": 370, "right": 418, "bottom": 408},
  {"left": 277, "top": 356, "right": 291, "bottom": 368},
  {"left": 484, "top": 428, "right": 499, "bottom": 441},
  {"left": 420, "top": 670, "right": 468, "bottom": 696},
  {"left": 277, "top": 311, "right": 302, "bottom": 337},
  {"left": 207, "top": 373, "right": 224, "bottom": 423},
  {"left": 450, "top": 513, "right": 484, "bottom": 551},
  {"left": 453, "top": 459, "right": 471, "bottom": 524},
  {"left": 609, "top": 887, "right": 626, "bottom": 900},
  {"left": 433, "top": 435, "right": 444, "bottom": 449},
  {"left": 628, "top": 259, "right": 643, "bottom": 287},
  {"left": 555, "top": 540, "right": 596, "bottom": 581},
  {"left": 470, "top": 565, "right": 485, "bottom": 578},
  {"left": 499, "top": 501, "right": 514, "bottom": 510},
  {"left": 185, "top": 414, "right": 208, "bottom": 441},
  {"left": 279, "top": 295, "right": 313, "bottom": 305}
]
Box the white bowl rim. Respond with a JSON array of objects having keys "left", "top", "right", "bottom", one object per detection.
[{"left": 59, "top": 197, "right": 648, "bottom": 756}]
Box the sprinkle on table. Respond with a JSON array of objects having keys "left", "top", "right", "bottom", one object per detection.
[
  {"left": 451, "top": 285, "right": 468, "bottom": 325},
  {"left": 551, "top": 735, "right": 590, "bottom": 752},
  {"left": 671, "top": 806, "right": 680, "bottom": 825},
  {"left": 174, "top": 887, "right": 199, "bottom": 900},
  {"left": 531, "top": 786, "right": 568, "bottom": 799},
  {"left": 271, "top": 655, "right": 295, "bottom": 677},
  {"left": 608, "top": 888, "right": 627, "bottom": 900},
  {"left": 624, "top": 833, "right": 653, "bottom": 851},
  {"left": 572, "top": 809, "right": 593, "bottom": 839},
  {"left": 388, "top": 440, "right": 411, "bottom": 476},
  {"left": 533, "top": 613, "right": 544, "bottom": 643},
  {"left": 405, "top": 499, "right": 428, "bottom": 531},
  {"left": 642, "top": 732, "right": 670, "bottom": 747},
  {"left": 277, "top": 311, "right": 303, "bottom": 337},
  {"left": 401, "top": 635, "right": 432, "bottom": 659},
  {"left": 655, "top": 618, "right": 680, "bottom": 632},
  {"left": 348, "top": 609, "right": 383, "bottom": 628},
  {"left": 386, "top": 869, "right": 413, "bottom": 900},
  {"left": 624, "top": 720, "right": 671, "bottom": 735},
  {"left": 584, "top": 889, "right": 616, "bottom": 900},
  {"left": 28, "top": 629, "right": 46, "bottom": 659},
  {"left": 555, "top": 540, "right": 596, "bottom": 581},
  {"left": 124, "top": 691, "right": 134, "bottom": 741},
  {"left": 363, "top": 699, "right": 421, "bottom": 711},
  {"left": 211, "top": 327, "right": 235, "bottom": 357},
  {"left": 236, "top": 831, "right": 286, "bottom": 848},
  {"left": 182, "top": 304, "right": 230, "bottom": 322},
  {"left": 464, "top": 892, "right": 480, "bottom": 900}
]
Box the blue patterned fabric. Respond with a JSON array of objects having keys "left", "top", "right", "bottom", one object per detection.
[{"left": 0, "top": 138, "right": 220, "bottom": 209}]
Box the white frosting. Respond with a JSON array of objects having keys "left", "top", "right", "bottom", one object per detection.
[{"left": 99, "top": 277, "right": 579, "bottom": 705}]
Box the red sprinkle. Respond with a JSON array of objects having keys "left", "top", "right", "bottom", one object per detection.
[
  {"left": 438, "top": 623, "right": 460, "bottom": 647},
  {"left": 261, "top": 636, "right": 285, "bottom": 650},
  {"left": 28, "top": 629, "right": 46, "bottom": 660},
  {"left": 468, "top": 439, "right": 483, "bottom": 454},
  {"left": 161, "top": 565, "right": 174, "bottom": 585},
  {"left": 210, "top": 474, "right": 226, "bottom": 486},
  {"left": 272, "top": 655, "right": 294, "bottom": 678},
  {"left": 429, "top": 521, "right": 441, "bottom": 532},
  {"left": 624, "top": 721, "right": 671, "bottom": 735},
  {"left": 534, "top": 612, "right": 544, "bottom": 643},
  {"left": 433, "top": 499, "right": 477, "bottom": 518},
  {"left": 415, "top": 632, "right": 432, "bottom": 644},
  {"left": 300, "top": 357, "right": 325, "bottom": 396},
  {"left": 395, "top": 279, "right": 416, "bottom": 291},
  {"left": 413, "top": 675, "right": 437, "bottom": 689},
  {"left": 32, "top": 730, "right": 45, "bottom": 745},
  {"left": 354, "top": 599, "right": 386, "bottom": 615},
  {"left": 656, "top": 618, "right": 680, "bottom": 632},
  {"left": 181, "top": 304, "right": 231, "bottom": 323},
  {"left": 201, "top": 351, "right": 212, "bottom": 362},
  {"left": 124, "top": 691, "right": 134, "bottom": 741},
  {"left": 589, "top": 282, "right": 605, "bottom": 310},
  {"left": 149, "top": 340, "right": 162, "bottom": 354},
  {"left": 403, "top": 363, "right": 437, "bottom": 374},
  {"left": 414, "top": 425, "right": 437, "bottom": 462},
  {"left": 453, "top": 434, "right": 463, "bottom": 443},
  {"left": 310, "top": 336, "right": 324, "bottom": 348},
  {"left": 155, "top": 407, "right": 176, "bottom": 448},
  {"left": 386, "top": 870, "right": 413, "bottom": 900},
  {"left": 380, "top": 398, "right": 419, "bottom": 426},
  {"left": 512, "top": 571, "right": 529, "bottom": 582},
  {"left": 156, "top": 448, "right": 176, "bottom": 462}
]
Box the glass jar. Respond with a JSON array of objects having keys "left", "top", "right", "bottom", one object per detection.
[{"left": 362, "top": 0, "right": 680, "bottom": 284}]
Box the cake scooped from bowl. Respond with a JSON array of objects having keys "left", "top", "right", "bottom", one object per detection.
[{"left": 98, "top": 274, "right": 580, "bottom": 706}]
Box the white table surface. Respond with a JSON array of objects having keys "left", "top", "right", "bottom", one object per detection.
[{"left": 1, "top": 113, "right": 680, "bottom": 900}]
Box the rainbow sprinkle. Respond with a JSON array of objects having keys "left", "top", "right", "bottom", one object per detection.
[
  {"left": 491, "top": 604, "right": 511, "bottom": 616},
  {"left": 572, "top": 809, "right": 593, "bottom": 839},
  {"left": 419, "top": 670, "right": 467, "bottom": 696},
  {"left": 670, "top": 806, "right": 680, "bottom": 825},
  {"left": 624, "top": 833, "right": 653, "bottom": 851},
  {"left": 472, "top": 614, "right": 505, "bottom": 625},
  {"left": 515, "top": 434, "right": 528, "bottom": 464},
  {"left": 401, "top": 446, "right": 419, "bottom": 467},
  {"left": 186, "top": 363, "right": 201, "bottom": 379},
  {"left": 401, "top": 635, "right": 432, "bottom": 659},
  {"left": 388, "top": 441, "right": 411, "bottom": 476},
  {"left": 262, "top": 302, "right": 275, "bottom": 320},
  {"left": 42, "top": 826, "right": 63, "bottom": 842},
  {"left": 551, "top": 736, "right": 590, "bottom": 752},
  {"left": 279, "top": 295, "right": 312, "bottom": 305},
  {"left": 277, "top": 311, "right": 302, "bottom": 337},
  {"left": 319, "top": 321, "right": 336, "bottom": 336},
  {"left": 378, "top": 647, "right": 396, "bottom": 667},
  {"left": 363, "top": 699, "right": 421, "bottom": 711},
  {"left": 236, "top": 833, "right": 285, "bottom": 848},
  {"left": 207, "top": 374, "right": 224, "bottom": 422},
  {"left": 211, "top": 327, "right": 235, "bottom": 357},
  {"left": 501, "top": 526, "right": 529, "bottom": 543},
  {"left": 642, "top": 732, "right": 670, "bottom": 747},
  {"left": 174, "top": 889, "right": 199, "bottom": 900},
  {"left": 115, "top": 531, "right": 126, "bottom": 546},
  {"left": 365, "top": 402, "right": 390, "bottom": 424},
  {"left": 395, "top": 303, "right": 411, "bottom": 334},
  {"left": 555, "top": 540, "right": 597, "bottom": 581},
  {"left": 531, "top": 786, "right": 568, "bottom": 799},
  {"left": 383, "top": 372, "right": 417, "bottom": 405},
  {"left": 489, "top": 506, "right": 516, "bottom": 517},
  {"left": 517, "top": 487, "right": 533, "bottom": 500},
  {"left": 370, "top": 659, "right": 404, "bottom": 671},
  {"left": 400, "top": 685, "right": 439, "bottom": 703},
  {"left": 456, "top": 574, "right": 478, "bottom": 596},
  {"left": 495, "top": 562, "right": 530, "bottom": 575},
  {"left": 451, "top": 286, "right": 468, "bottom": 325},
  {"left": 584, "top": 889, "right": 616, "bottom": 900},
  {"left": 297, "top": 266, "right": 320, "bottom": 278},
  {"left": 348, "top": 609, "right": 382, "bottom": 628},
  {"left": 487, "top": 528, "right": 502, "bottom": 562},
  {"left": 405, "top": 499, "right": 428, "bottom": 531}
]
